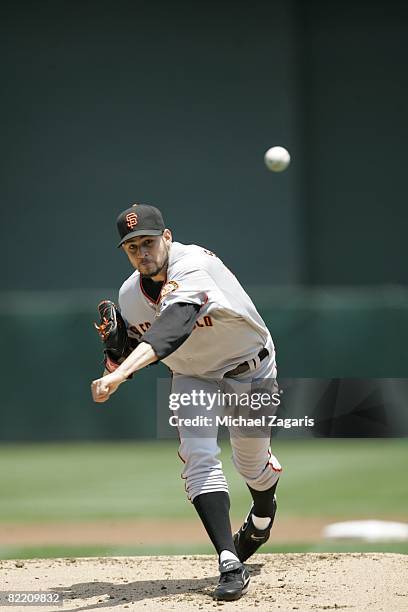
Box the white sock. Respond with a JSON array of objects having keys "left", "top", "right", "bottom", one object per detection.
[
  {"left": 251, "top": 514, "right": 272, "bottom": 530},
  {"left": 220, "top": 550, "right": 240, "bottom": 563}
]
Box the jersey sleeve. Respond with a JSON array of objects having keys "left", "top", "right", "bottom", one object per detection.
[
  {"left": 141, "top": 302, "right": 201, "bottom": 359},
  {"left": 158, "top": 266, "right": 212, "bottom": 314},
  {"left": 118, "top": 275, "right": 145, "bottom": 342},
  {"left": 118, "top": 276, "right": 133, "bottom": 321}
]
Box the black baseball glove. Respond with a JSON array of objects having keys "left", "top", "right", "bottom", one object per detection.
[{"left": 94, "top": 300, "right": 137, "bottom": 372}]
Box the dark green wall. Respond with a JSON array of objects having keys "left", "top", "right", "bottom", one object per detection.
[
  {"left": 2, "top": 1, "right": 406, "bottom": 288},
  {"left": 0, "top": 0, "right": 303, "bottom": 289},
  {"left": 300, "top": 1, "right": 408, "bottom": 284},
  {"left": 2, "top": 288, "right": 408, "bottom": 441},
  {"left": 1, "top": 2, "right": 407, "bottom": 440}
]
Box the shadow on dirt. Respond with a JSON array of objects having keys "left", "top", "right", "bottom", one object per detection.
[{"left": 53, "top": 563, "right": 263, "bottom": 610}]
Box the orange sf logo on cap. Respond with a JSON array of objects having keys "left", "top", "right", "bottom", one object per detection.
[{"left": 126, "top": 212, "right": 138, "bottom": 229}]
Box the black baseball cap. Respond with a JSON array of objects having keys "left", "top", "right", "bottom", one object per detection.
[{"left": 116, "top": 204, "right": 165, "bottom": 247}]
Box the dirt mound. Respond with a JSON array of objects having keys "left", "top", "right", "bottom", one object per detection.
[{"left": 0, "top": 553, "right": 406, "bottom": 611}]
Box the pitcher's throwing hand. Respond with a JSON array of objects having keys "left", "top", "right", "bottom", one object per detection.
[{"left": 91, "top": 371, "right": 126, "bottom": 402}]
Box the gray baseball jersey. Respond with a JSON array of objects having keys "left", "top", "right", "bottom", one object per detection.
[{"left": 118, "top": 241, "right": 275, "bottom": 378}]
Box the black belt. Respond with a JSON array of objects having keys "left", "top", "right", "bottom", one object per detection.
[{"left": 224, "top": 348, "right": 269, "bottom": 378}]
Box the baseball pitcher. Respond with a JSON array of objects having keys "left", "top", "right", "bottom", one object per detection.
[{"left": 91, "top": 203, "right": 282, "bottom": 601}]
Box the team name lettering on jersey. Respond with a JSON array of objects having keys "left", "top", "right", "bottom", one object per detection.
[
  {"left": 194, "top": 316, "right": 213, "bottom": 329},
  {"left": 129, "top": 322, "right": 152, "bottom": 338}
]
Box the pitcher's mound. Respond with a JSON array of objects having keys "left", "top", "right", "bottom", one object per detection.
[{"left": 1, "top": 553, "right": 407, "bottom": 611}]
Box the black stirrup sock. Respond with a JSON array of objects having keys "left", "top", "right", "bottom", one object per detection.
[
  {"left": 193, "top": 491, "right": 237, "bottom": 556},
  {"left": 247, "top": 480, "right": 279, "bottom": 518}
]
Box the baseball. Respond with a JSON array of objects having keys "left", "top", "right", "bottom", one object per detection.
[{"left": 264, "top": 146, "right": 291, "bottom": 172}]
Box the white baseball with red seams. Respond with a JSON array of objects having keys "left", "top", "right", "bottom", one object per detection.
[{"left": 118, "top": 241, "right": 282, "bottom": 501}]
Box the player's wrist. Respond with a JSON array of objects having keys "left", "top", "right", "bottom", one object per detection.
[{"left": 111, "top": 368, "right": 128, "bottom": 383}]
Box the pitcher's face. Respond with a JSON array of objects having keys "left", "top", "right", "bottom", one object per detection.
[{"left": 122, "top": 229, "right": 172, "bottom": 280}]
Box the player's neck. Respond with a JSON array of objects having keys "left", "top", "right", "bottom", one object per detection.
[
  {"left": 151, "top": 272, "right": 166, "bottom": 282},
  {"left": 151, "top": 263, "right": 168, "bottom": 282}
]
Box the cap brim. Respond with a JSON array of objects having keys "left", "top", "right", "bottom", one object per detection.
[{"left": 117, "top": 229, "right": 164, "bottom": 247}]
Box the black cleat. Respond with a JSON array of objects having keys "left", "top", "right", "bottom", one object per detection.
[
  {"left": 213, "top": 559, "right": 250, "bottom": 601},
  {"left": 233, "top": 497, "right": 277, "bottom": 562}
]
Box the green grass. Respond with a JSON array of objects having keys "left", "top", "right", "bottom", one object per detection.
[
  {"left": 0, "top": 439, "right": 407, "bottom": 558},
  {"left": 0, "top": 439, "right": 406, "bottom": 522},
  {"left": 1, "top": 541, "right": 407, "bottom": 561}
]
